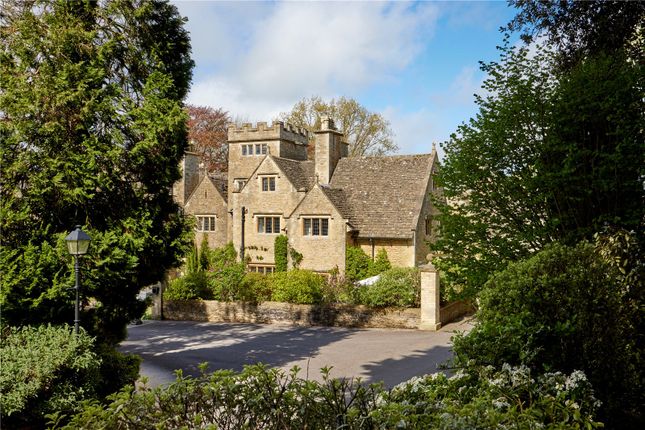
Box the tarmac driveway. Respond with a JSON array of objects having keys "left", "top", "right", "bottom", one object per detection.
[{"left": 120, "top": 319, "right": 471, "bottom": 388}]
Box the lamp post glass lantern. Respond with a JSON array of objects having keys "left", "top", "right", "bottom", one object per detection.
[{"left": 65, "top": 225, "right": 91, "bottom": 334}]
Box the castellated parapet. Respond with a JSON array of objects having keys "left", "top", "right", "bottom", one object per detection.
[{"left": 227, "top": 121, "right": 309, "bottom": 146}]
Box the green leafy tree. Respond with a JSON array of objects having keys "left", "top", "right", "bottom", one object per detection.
[
  {"left": 433, "top": 36, "right": 644, "bottom": 296},
  {"left": 278, "top": 96, "right": 398, "bottom": 157},
  {"left": 507, "top": 0, "right": 645, "bottom": 68},
  {"left": 0, "top": 0, "right": 194, "bottom": 346}
]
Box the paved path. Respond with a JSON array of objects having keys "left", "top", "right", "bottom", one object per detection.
[{"left": 120, "top": 319, "right": 472, "bottom": 388}]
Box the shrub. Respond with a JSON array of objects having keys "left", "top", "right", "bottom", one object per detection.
[
  {"left": 198, "top": 236, "right": 210, "bottom": 271},
  {"left": 238, "top": 272, "right": 273, "bottom": 303},
  {"left": 164, "top": 271, "right": 211, "bottom": 300},
  {"left": 61, "top": 364, "right": 601, "bottom": 429},
  {"left": 209, "top": 262, "right": 246, "bottom": 301},
  {"left": 274, "top": 235, "right": 288, "bottom": 272},
  {"left": 369, "top": 248, "right": 391, "bottom": 276},
  {"left": 270, "top": 269, "right": 325, "bottom": 304},
  {"left": 94, "top": 343, "right": 141, "bottom": 399},
  {"left": 345, "top": 246, "right": 371, "bottom": 282},
  {"left": 356, "top": 267, "right": 420, "bottom": 308},
  {"left": 452, "top": 240, "right": 642, "bottom": 429},
  {"left": 185, "top": 244, "right": 200, "bottom": 275},
  {"left": 0, "top": 325, "right": 101, "bottom": 428},
  {"left": 210, "top": 242, "right": 237, "bottom": 268}
]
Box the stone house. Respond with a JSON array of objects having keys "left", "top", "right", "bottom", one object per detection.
[{"left": 174, "top": 118, "right": 440, "bottom": 275}]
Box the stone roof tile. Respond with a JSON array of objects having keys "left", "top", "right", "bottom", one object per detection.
[
  {"left": 271, "top": 157, "right": 315, "bottom": 191},
  {"left": 330, "top": 154, "right": 433, "bottom": 238}
]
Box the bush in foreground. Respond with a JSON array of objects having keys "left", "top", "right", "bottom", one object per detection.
[
  {"left": 0, "top": 325, "right": 101, "bottom": 428},
  {"left": 58, "top": 364, "right": 601, "bottom": 429},
  {"left": 452, "top": 239, "right": 642, "bottom": 428}
]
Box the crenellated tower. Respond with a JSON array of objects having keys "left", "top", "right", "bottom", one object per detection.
[{"left": 227, "top": 121, "right": 309, "bottom": 194}]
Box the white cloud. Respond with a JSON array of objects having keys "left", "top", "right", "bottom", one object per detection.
[
  {"left": 382, "top": 107, "right": 446, "bottom": 158},
  {"left": 176, "top": 1, "right": 440, "bottom": 121}
]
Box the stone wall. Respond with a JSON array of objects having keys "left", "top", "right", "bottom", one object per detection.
[{"left": 161, "top": 300, "right": 472, "bottom": 329}]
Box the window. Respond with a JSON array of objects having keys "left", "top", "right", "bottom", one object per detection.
[
  {"left": 303, "top": 218, "right": 329, "bottom": 236},
  {"left": 255, "top": 143, "right": 267, "bottom": 155},
  {"left": 248, "top": 265, "right": 275, "bottom": 275},
  {"left": 257, "top": 216, "right": 280, "bottom": 234},
  {"left": 261, "top": 176, "right": 276, "bottom": 191},
  {"left": 241, "top": 143, "right": 267, "bottom": 156},
  {"left": 196, "top": 215, "right": 216, "bottom": 232}
]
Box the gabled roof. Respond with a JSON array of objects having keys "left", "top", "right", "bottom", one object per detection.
[
  {"left": 186, "top": 173, "right": 228, "bottom": 205},
  {"left": 319, "top": 185, "right": 353, "bottom": 221},
  {"left": 208, "top": 172, "right": 228, "bottom": 203},
  {"left": 329, "top": 154, "right": 434, "bottom": 239},
  {"left": 270, "top": 156, "right": 315, "bottom": 191}
]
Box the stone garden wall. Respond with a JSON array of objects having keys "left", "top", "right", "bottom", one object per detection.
[{"left": 161, "top": 299, "right": 473, "bottom": 330}]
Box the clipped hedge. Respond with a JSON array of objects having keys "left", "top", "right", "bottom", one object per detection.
[
  {"left": 0, "top": 325, "right": 101, "bottom": 428},
  {"left": 60, "top": 364, "right": 602, "bottom": 429}
]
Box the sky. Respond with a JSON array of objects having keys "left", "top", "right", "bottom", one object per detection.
[{"left": 172, "top": 0, "right": 520, "bottom": 157}]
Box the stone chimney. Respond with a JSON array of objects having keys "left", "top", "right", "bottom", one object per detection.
[
  {"left": 172, "top": 151, "right": 201, "bottom": 206},
  {"left": 314, "top": 116, "right": 347, "bottom": 184}
]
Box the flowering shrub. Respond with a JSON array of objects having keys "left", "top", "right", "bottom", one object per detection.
[{"left": 59, "top": 364, "right": 601, "bottom": 429}]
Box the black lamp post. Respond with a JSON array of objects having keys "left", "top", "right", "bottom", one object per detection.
[{"left": 65, "top": 225, "right": 91, "bottom": 335}]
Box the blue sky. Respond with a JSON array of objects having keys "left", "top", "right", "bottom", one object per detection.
[{"left": 173, "top": 1, "right": 519, "bottom": 157}]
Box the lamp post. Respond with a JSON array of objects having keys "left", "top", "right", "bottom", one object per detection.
[{"left": 65, "top": 225, "right": 91, "bottom": 335}]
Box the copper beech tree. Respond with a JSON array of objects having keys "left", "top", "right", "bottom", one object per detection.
[{"left": 186, "top": 105, "right": 230, "bottom": 173}]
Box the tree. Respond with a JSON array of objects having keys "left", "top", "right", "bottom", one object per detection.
[
  {"left": 507, "top": 0, "right": 645, "bottom": 68},
  {"left": 187, "top": 104, "right": 230, "bottom": 173},
  {"left": 433, "top": 35, "right": 644, "bottom": 296},
  {"left": 0, "top": 0, "right": 194, "bottom": 347},
  {"left": 279, "top": 96, "right": 397, "bottom": 158}
]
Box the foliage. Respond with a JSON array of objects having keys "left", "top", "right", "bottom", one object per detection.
[
  {"left": 0, "top": 0, "right": 194, "bottom": 346},
  {"left": 278, "top": 95, "right": 397, "bottom": 157},
  {"left": 270, "top": 270, "right": 326, "bottom": 305},
  {"left": 198, "top": 236, "right": 210, "bottom": 272},
  {"left": 451, "top": 240, "right": 643, "bottom": 428},
  {"left": 368, "top": 248, "right": 391, "bottom": 276},
  {"left": 433, "top": 35, "right": 644, "bottom": 295},
  {"left": 379, "top": 365, "right": 601, "bottom": 429},
  {"left": 345, "top": 246, "right": 372, "bottom": 282},
  {"left": 274, "top": 235, "right": 288, "bottom": 272},
  {"left": 355, "top": 267, "right": 420, "bottom": 308},
  {"left": 210, "top": 242, "right": 237, "bottom": 268},
  {"left": 60, "top": 364, "right": 601, "bottom": 429},
  {"left": 209, "top": 262, "right": 246, "bottom": 302},
  {"left": 0, "top": 325, "right": 101, "bottom": 428},
  {"left": 94, "top": 343, "right": 141, "bottom": 400},
  {"left": 186, "top": 104, "right": 230, "bottom": 173},
  {"left": 185, "top": 244, "right": 200, "bottom": 275},
  {"left": 507, "top": 0, "right": 645, "bottom": 68},
  {"left": 289, "top": 246, "right": 303, "bottom": 269},
  {"left": 164, "top": 271, "right": 211, "bottom": 301},
  {"left": 238, "top": 272, "right": 273, "bottom": 303}
]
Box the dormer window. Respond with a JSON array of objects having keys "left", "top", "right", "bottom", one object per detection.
[{"left": 261, "top": 176, "right": 276, "bottom": 192}]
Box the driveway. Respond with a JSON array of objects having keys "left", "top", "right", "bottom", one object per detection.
[{"left": 120, "top": 319, "right": 471, "bottom": 388}]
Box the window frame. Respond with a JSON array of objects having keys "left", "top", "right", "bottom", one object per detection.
[
  {"left": 196, "top": 215, "right": 216, "bottom": 232},
  {"left": 257, "top": 216, "right": 281, "bottom": 234},
  {"left": 302, "top": 217, "right": 329, "bottom": 237},
  {"left": 261, "top": 176, "right": 276, "bottom": 192}
]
